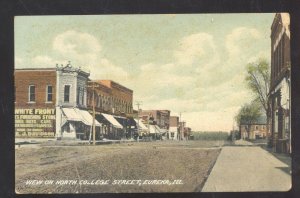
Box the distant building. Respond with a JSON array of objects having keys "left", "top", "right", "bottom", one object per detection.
[
  {"left": 138, "top": 110, "right": 170, "bottom": 130},
  {"left": 240, "top": 116, "right": 268, "bottom": 140},
  {"left": 179, "top": 121, "right": 186, "bottom": 140},
  {"left": 269, "top": 13, "right": 291, "bottom": 153},
  {"left": 169, "top": 116, "right": 179, "bottom": 140},
  {"left": 184, "top": 127, "right": 192, "bottom": 139}
]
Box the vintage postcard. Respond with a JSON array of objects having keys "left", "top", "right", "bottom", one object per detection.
[{"left": 14, "top": 13, "right": 291, "bottom": 193}]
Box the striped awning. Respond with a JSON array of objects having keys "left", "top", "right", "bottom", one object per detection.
[{"left": 101, "top": 113, "right": 123, "bottom": 129}]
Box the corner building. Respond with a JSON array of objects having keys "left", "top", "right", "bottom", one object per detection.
[
  {"left": 269, "top": 13, "right": 291, "bottom": 153},
  {"left": 15, "top": 63, "right": 100, "bottom": 139}
]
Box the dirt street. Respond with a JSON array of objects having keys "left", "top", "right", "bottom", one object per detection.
[{"left": 15, "top": 140, "right": 223, "bottom": 193}]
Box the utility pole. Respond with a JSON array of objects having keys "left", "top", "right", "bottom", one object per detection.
[
  {"left": 87, "top": 81, "right": 99, "bottom": 145},
  {"left": 179, "top": 112, "right": 182, "bottom": 141},
  {"left": 135, "top": 101, "right": 142, "bottom": 142}
]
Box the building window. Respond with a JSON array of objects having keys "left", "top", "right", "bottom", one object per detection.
[
  {"left": 14, "top": 86, "right": 16, "bottom": 102},
  {"left": 46, "top": 85, "right": 53, "bottom": 102},
  {"left": 28, "top": 85, "right": 35, "bottom": 102},
  {"left": 77, "top": 87, "right": 80, "bottom": 104},
  {"left": 82, "top": 88, "right": 85, "bottom": 105},
  {"left": 64, "top": 85, "right": 70, "bottom": 102},
  {"left": 255, "top": 126, "right": 258, "bottom": 130}
]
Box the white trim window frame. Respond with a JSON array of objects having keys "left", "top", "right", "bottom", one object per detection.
[
  {"left": 64, "top": 84, "right": 71, "bottom": 103},
  {"left": 28, "top": 85, "right": 36, "bottom": 103},
  {"left": 46, "top": 85, "right": 53, "bottom": 103}
]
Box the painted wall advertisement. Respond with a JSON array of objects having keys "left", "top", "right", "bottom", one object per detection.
[{"left": 15, "top": 108, "right": 55, "bottom": 137}]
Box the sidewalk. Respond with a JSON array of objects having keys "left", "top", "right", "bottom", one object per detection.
[{"left": 202, "top": 141, "right": 291, "bottom": 192}]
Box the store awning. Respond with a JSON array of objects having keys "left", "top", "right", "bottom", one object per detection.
[
  {"left": 134, "top": 119, "right": 148, "bottom": 130},
  {"left": 75, "top": 109, "right": 101, "bottom": 127},
  {"left": 149, "top": 125, "right": 159, "bottom": 134},
  {"left": 101, "top": 113, "right": 123, "bottom": 129},
  {"left": 62, "top": 108, "right": 82, "bottom": 122},
  {"left": 155, "top": 125, "right": 165, "bottom": 134},
  {"left": 114, "top": 115, "right": 127, "bottom": 127},
  {"left": 159, "top": 128, "right": 168, "bottom": 134},
  {"left": 62, "top": 108, "right": 101, "bottom": 127}
]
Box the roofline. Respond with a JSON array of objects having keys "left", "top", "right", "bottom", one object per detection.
[
  {"left": 140, "top": 109, "right": 171, "bottom": 112},
  {"left": 96, "top": 80, "right": 133, "bottom": 93},
  {"left": 271, "top": 13, "right": 280, "bottom": 31},
  {"left": 15, "top": 68, "right": 56, "bottom": 71}
]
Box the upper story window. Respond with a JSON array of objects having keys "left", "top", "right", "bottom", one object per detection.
[
  {"left": 64, "top": 85, "right": 70, "bottom": 102},
  {"left": 81, "top": 88, "right": 85, "bottom": 105},
  {"left": 46, "top": 85, "right": 53, "bottom": 102},
  {"left": 14, "top": 86, "right": 16, "bottom": 102},
  {"left": 28, "top": 85, "right": 35, "bottom": 102},
  {"left": 76, "top": 87, "right": 85, "bottom": 105}
]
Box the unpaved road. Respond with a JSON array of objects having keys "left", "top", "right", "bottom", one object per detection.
[{"left": 15, "top": 140, "right": 223, "bottom": 193}]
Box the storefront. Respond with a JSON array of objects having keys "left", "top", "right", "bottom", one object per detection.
[
  {"left": 57, "top": 107, "right": 102, "bottom": 140},
  {"left": 15, "top": 108, "right": 56, "bottom": 138},
  {"left": 95, "top": 113, "right": 123, "bottom": 140}
]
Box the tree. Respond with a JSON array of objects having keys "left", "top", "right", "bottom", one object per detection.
[
  {"left": 235, "top": 101, "right": 262, "bottom": 139},
  {"left": 245, "top": 58, "right": 271, "bottom": 137},
  {"left": 245, "top": 58, "right": 270, "bottom": 113}
]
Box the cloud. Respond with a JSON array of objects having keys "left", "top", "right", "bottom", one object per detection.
[
  {"left": 32, "top": 56, "right": 58, "bottom": 67},
  {"left": 174, "top": 33, "right": 217, "bottom": 65},
  {"left": 53, "top": 30, "right": 101, "bottom": 66},
  {"left": 226, "top": 27, "right": 262, "bottom": 59},
  {"left": 53, "top": 30, "right": 101, "bottom": 55},
  {"left": 15, "top": 25, "right": 269, "bottom": 132},
  {"left": 90, "top": 58, "right": 129, "bottom": 82}
]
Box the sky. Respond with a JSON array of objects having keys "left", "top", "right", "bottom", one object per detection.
[{"left": 15, "top": 14, "right": 275, "bottom": 131}]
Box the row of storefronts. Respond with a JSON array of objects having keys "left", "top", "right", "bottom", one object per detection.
[{"left": 14, "top": 63, "right": 191, "bottom": 140}]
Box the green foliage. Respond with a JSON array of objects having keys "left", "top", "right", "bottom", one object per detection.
[
  {"left": 245, "top": 58, "right": 270, "bottom": 113},
  {"left": 191, "top": 131, "right": 229, "bottom": 141},
  {"left": 235, "top": 100, "right": 262, "bottom": 126}
]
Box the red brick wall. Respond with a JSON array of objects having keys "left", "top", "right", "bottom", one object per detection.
[
  {"left": 169, "top": 116, "right": 179, "bottom": 127},
  {"left": 15, "top": 70, "right": 56, "bottom": 108},
  {"left": 97, "top": 80, "right": 133, "bottom": 115},
  {"left": 87, "top": 81, "right": 112, "bottom": 113}
]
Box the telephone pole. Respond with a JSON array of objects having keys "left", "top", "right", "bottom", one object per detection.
[
  {"left": 179, "top": 112, "right": 182, "bottom": 141},
  {"left": 87, "top": 81, "right": 99, "bottom": 145},
  {"left": 135, "top": 101, "right": 142, "bottom": 142}
]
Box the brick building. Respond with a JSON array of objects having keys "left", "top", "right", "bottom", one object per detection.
[
  {"left": 168, "top": 116, "right": 179, "bottom": 140},
  {"left": 240, "top": 116, "right": 268, "bottom": 140},
  {"left": 86, "top": 80, "right": 134, "bottom": 140},
  {"left": 138, "top": 110, "right": 170, "bottom": 130},
  {"left": 87, "top": 81, "right": 112, "bottom": 114},
  {"left": 97, "top": 80, "right": 133, "bottom": 116},
  {"left": 15, "top": 68, "right": 57, "bottom": 138},
  {"left": 269, "top": 13, "right": 291, "bottom": 153},
  {"left": 184, "top": 127, "right": 192, "bottom": 139},
  {"left": 15, "top": 63, "right": 101, "bottom": 140}
]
